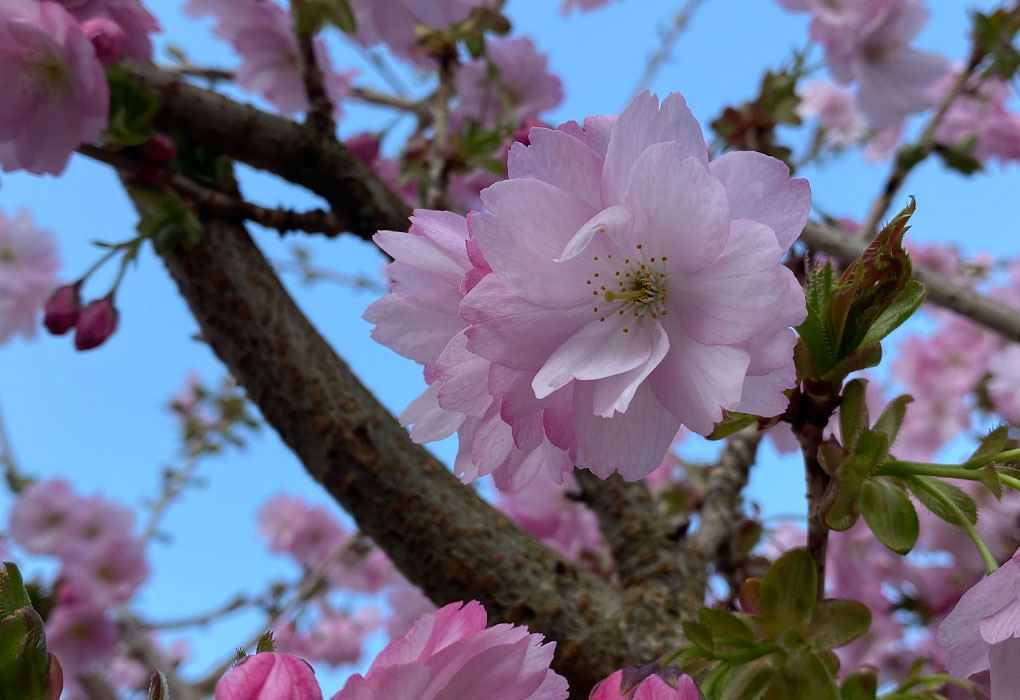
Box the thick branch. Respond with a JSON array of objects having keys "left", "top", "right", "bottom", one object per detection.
[
  {"left": 680, "top": 427, "right": 763, "bottom": 610},
  {"left": 140, "top": 194, "right": 686, "bottom": 694},
  {"left": 121, "top": 61, "right": 411, "bottom": 238},
  {"left": 801, "top": 219, "right": 1020, "bottom": 343},
  {"left": 574, "top": 470, "right": 683, "bottom": 593}
]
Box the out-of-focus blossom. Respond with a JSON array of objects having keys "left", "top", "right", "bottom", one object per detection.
[
  {"left": 385, "top": 575, "right": 437, "bottom": 640},
  {"left": 864, "top": 124, "right": 903, "bottom": 162},
  {"left": 52, "top": 0, "right": 159, "bottom": 60},
  {"left": 590, "top": 669, "right": 703, "bottom": 699},
  {"left": 185, "top": 0, "right": 353, "bottom": 118},
  {"left": 936, "top": 66, "right": 1020, "bottom": 164},
  {"left": 797, "top": 81, "right": 866, "bottom": 146},
  {"left": 988, "top": 345, "right": 1020, "bottom": 424},
  {"left": 81, "top": 16, "right": 125, "bottom": 64},
  {"left": 904, "top": 241, "right": 962, "bottom": 282},
  {"left": 331, "top": 600, "right": 568, "bottom": 700},
  {"left": 350, "top": 0, "right": 489, "bottom": 58},
  {"left": 9, "top": 478, "right": 80, "bottom": 554},
  {"left": 46, "top": 603, "right": 119, "bottom": 676},
  {"left": 938, "top": 548, "right": 1020, "bottom": 697},
  {"left": 455, "top": 37, "right": 563, "bottom": 128},
  {"left": 61, "top": 535, "right": 149, "bottom": 606},
  {"left": 561, "top": 0, "right": 616, "bottom": 12},
  {"left": 275, "top": 607, "right": 380, "bottom": 667},
  {"left": 214, "top": 652, "right": 324, "bottom": 700},
  {"left": 0, "top": 209, "right": 60, "bottom": 343},
  {"left": 496, "top": 472, "right": 606, "bottom": 562},
  {"left": 0, "top": 0, "right": 109, "bottom": 175}
]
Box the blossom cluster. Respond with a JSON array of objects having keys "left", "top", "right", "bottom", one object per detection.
[
  {"left": 0, "top": 209, "right": 59, "bottom": 344},
  {"left": 366, "top": 90, "right": 810, "bottom": 490}
]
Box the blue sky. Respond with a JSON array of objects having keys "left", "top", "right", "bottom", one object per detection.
[{"left": 0, "top": 0, "right": 1016, "bottom": 692}]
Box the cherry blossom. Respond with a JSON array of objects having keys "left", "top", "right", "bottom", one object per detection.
[
  {"left": 215, "top": 652, "right": 324, "bottom": 700},
  {"left": 9, "top": 478, "right": 80, "bottom": 554},
  {"left": 45, "top": 601, "right": 119, "bottom": 677},
  {"left": 275, "top": 607, "right": 380, "bottom": 667},
  {"left": 455, "top": 37, "right": 563, "bottom": 128},
  {"left": 988, "top": 345, "right": 1020, "bottom": 424},
  {"left": 331, "top": 600, "right": 568, "bottom": 700},
  {"left": 590, "top": 669, "right": 702, "bottom": 700},
  {"left": 938, "top": 548, "right": 1020, "bottom": 697},
  {"left": 50, "top": 0, "right": 160, "bottom": 61},
  {"left": 350, "top": 0, "right": 490, "bottom": 57},
  {"left": 935, "top": 67, "right": 1020, "bottom": 165},
  {"left": 797, "top": 81, "right": 866, "bottom": 146},
  {"left": 0, "top": 209, "right": 60, "bottom": 343},
  {"left": 386, "top": 575, "right": 437, "bottom": 640},
  {"left": 60, "top": 534, "right": 149, "bottom": 606},
  {"left": 461, "top": 91, "right": 809, "bottom": 478},
  {"left": 0, "top": 0, "right": 109, "bottom": 175}
]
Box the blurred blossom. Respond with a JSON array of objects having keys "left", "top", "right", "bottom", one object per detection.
[{"left": 0, "top": 209, "right": 60, "bottom": 343}]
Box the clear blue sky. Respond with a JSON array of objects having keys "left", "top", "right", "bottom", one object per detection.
[{"left": 0, "top": 0, "right": 1015, "bottom": 692}]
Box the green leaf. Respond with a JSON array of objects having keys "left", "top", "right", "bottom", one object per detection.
[
  {"left": 872, "top": 394, "right": 913, "bottom": 444},
  {"left": 859, "top": 280, "right": 926, "bottom": 348},
  {"left": 683, "top": 621, "right": 714, "bottom": 652},
  {"left": 805, "top": 599, "right": 871, "bottom": 650},
  {"left": 760, "top": 548, "right": 817, "bottom": 634},
  {"left": 0, "top": 563, "right": 32, "bottom": 619},
  {"left": 824, "top": 461, "right": 864, "bottom": 532},
  {"left": 819, "top": 344, "right": 883, "bottom": 385},
  {"left": 131, "top": 188, "right": 204, "bottom": 252},
  {"left": 721, "top": 656, "right": 776, "bottom": 700},
  {"left": 739, "top": 579, "right": 762, "bottom": 615},
  {"left": 840, "top": 667, "right": 878, "bottom": 700},
  {"left": 697, "top": 608, "right": 755, "bottom": 644},
  {"left": 105, "top": 66, "right": 161, "bottom": 147},
  {"left": 839, "top": 379, "right": 869, "bottom": 453},
  {"left": 780, "top": 651, "right": 840, "bottom": 700},
  {"left": 905, "top": 476, "right": 977, "bottom": 526},
  {"left": 967, "top": 425, "right": 1011, "bottom": 465},
  {"left": 148, "top": 671, "right": 169, "bottom": 700},
  {"left": 936, "top": 137, "right": 984, "bottom": 176},
  {"left": 860, "top": 478, "right": 919, "bottom": 554},
  {"left": 707, "top": 412, "right": 759, "bottom": 440}
]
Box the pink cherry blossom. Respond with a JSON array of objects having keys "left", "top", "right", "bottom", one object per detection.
[
  {"left": 864, "top": 124, "right": 903, "bottom": 162},
  {"left": 461, "top": 91, "right": 809, "bottom": 479},
  {"left": 350, "top": 0, "right": 489, "bottom": 58},
  {"left": 590, "top": 669, "right": 702, "bottom": 700},
  {"left": 185, "top": 0, "right": 353, "bottom": 118},
  {"left": 935, "top": 67, "right": 1020, "bottom": 165},
  {"left": 0, "top": 209, "right": 60, "bottom": 343},
  {"left": 61, "top": 534, "right": 149, "bottom": 606},
  {"left": 45, "top": 602, "right": 119, "bottom": 676},
  {"left": 275, "top": 606, "right": 380, "bottom": 666},
  {"left": 938, "top": 548, "right": 1020, "bottom": 697},
  {"left": 988, "top": 346, "right": 1020, "bottom": 424},
  {"left": 9, "top": 478, "right": 80, "bottom": 554},
  {"left": 802, "top": 0, "right": 947, "bottom": 129},
  {"left": 0, "top": 0, "right": 109, "bottom": 176},
  {"left": 496, "top": 472, "right": 607, "bottom": 563},
  {"left": 386, "top": 575, "right": 437, "bottom": 640},
  {"left": 215, "top": 652, "right": 324, "bottom": 700},
  {"left": 331, "top": 600, "right": 568, "bottom": 700},
  {"left": 81, "top": 16, "right": 125, "bottom": 64},
  {"left": 796, "top": 81, "right": 866, "bottom": 146},
  {"left": 51, "top": 0, "right": 160, "bottom": 61},
  {"left": 455, "top": 37, "right": 563, "bottom": 128}
]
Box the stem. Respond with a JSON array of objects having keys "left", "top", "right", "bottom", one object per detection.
[
  {"left": 80, "top": 247, "right": 121, "bottom": 282},
  {"left": 879, "top": 462, "right": 994, "bottom": 482},
  {"left": 911, "top": 475, "right": 998, "bottom": 574},
  {"left": 106, "top": 240, "right": 141, "bottom": 297},
  {"left": 964, "top": 448, "right": 1020, "bottom": 470},
  {"left": 424, "top": 49, "right": 455, "bottom": 210},
  {"left": 999, "top": 473, "right": 1020, "bottom": 492}
]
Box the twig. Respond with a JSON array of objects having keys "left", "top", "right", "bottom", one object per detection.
[
  {"left": 119, "top": 616, "right": 199, "bottom": 700},
  {"left": 799, "top": 424, "right": 830, "bottom": 601},
  {"left": 349, "top": 85, "right": 430, "bottom": 118},
  {"left": 290, "top": 1, "right": 337, "bottom": 136},
  {"left": 77, "top": 144, "right": 346, "bottom": 237},
  {"left": 139, "top": 454, "right": 201, "bottom": 544},
  {"left": 630, "top": 0, "right": 708, "bottom": 97},
  {"left": 162, "top": 64, "right": 235, "bottom": 83},
  {"left": 800, "top": 219, "right": 1020, "bottom": 343},
  {"left": 0, "top": 400, "right": 29, "bottom": 494},
  {"left": 425, "top": 50, "right": 456, "bottom": 209},
  {"left": 681, "top": 427, "right": 763, "bottom": 610},
  {"left": 192, "top": 540, "right": 354, "bottom": 694},
  {"left": 356, "top": 46, "right": 410, "bottom": 96},
  {"left": 272, "top": 259, "right": 384, "bottom": 292},
  {"left": 143, "top": 592, "right": 253, "bottom": 630}
]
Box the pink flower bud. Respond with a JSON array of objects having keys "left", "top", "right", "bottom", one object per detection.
[
  {"left": 74, "top": 296, "right": 119, "bottom": 351},
  {"left": 81, "top": 17, "right": 126, "bottom": 66},
  {"left": 344, "top": 132, "right": 381, "bottom": 166},
  {"left": 43, "top": 283, "right": 82, "bottom": 336},
  {"left": 214, "top": 652, "right": 323, "bottom": 700},
  {"left": 591, "top": 669, "right": 704, "bottom": 700},
  {"left": 141, "top": 134, "right": 177, "bottom": 164},
  {"left": 45, "top": 653, "right": 63, "bottom": 700}
]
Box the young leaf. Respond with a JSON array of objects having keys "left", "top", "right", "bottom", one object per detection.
[
  {"left": 904, "top": 476, "right": 978, "bottom": 526},
  {"left": 779, "top": 651, "right": 840, "bottom": 700},
  {"left": 256, "top": 630, "right": 276, "bottom": 653},
  {"left": 805, "top": 599, "right": 871, "bottom": 650},
  {"left": 760, "top": 548, "right": 817, "bottom": 634},
  {"left": 860, "top": 478, "right": 919, "bottom": 554},
  {"left": 148, "top": 671, "right": 169, "bottom": 700},
  {"left": 967, "top": 425, "right": 1010, "bottom": 465},
  {"left": 824, "top": 462, "right": 864, "bottom": 532},
  {"left": 707, "top": 412, "right": 759, "bottom": 440},
  {"left": 697, "top": 608, "right": 755, "bottom": 644},
  {"left": 721, "top": 656, "right": 776, "bottom": 700},
  {"left": 871, "top": 394, "right": 913, "bottom": 444},
  {"left": 0, "top": 563, "right": 32, "bottom": 619},
  {"left": 839, "top": 379, "right": 869, "bottom": 452},
  {"left": 858, "top": 280, "right": 927, "bottom": 348},
  {"left": 840, "top": 668, "right": 877, "bottom": 700}
]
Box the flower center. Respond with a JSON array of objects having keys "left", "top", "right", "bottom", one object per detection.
[
  {"left": 25, "top": 50, "right": 71, "bottom": 97},
  {"left": 0, "top": 248, "right": 15, "bottom": 264},
  {"left": 585, "top": 245, "right": 669, "bottom": 334}
]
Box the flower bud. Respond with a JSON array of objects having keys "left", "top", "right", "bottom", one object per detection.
[
  {"left": 74, "top": 296, "right": 119, "bottom": 351},
  {"left": 344, "top": 132, "right": 380, "bottom": 166},
  {"left": 81, "top": 17, "right": 126, "bottom": 66},
  {"left": 43, "top": 283, "right": 82, "bottom": 336},
  {"left": 140, "top": 134, "right": 177, "bottom": 165},
  {"left": 214, "top": 652, "right": 323, "bottom": 700}
]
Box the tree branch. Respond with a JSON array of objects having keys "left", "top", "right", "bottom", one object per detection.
[
  {"left": 424, "top": 50, "right": 455, "bottom": 210},
  {"left": 129, "top": 181, "right": 687, "bottom": 695},
  {"left": 680, "top": 427, "right": 763, "bottom": 610},
  {"left": 800, "top": 219, "right": 1020, "bottom": 342},
  {"left": 120, "top": 61, "right": 411, "bottom": 239},
  {"left": 289, "top": 2, "right": 337, "bottom": 136}
]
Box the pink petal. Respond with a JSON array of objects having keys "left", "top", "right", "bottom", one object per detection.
[
  {"left": 591, "top": 321, "right": 670, "bottom": 417},
  {"left": 400, "top": 383, "right": 464, "bottom": 443},
  {"left": 557, "top": 206, "right": 633, "bottom": 262},
  {"left": 989, "top": 636, "right": 1020, "bottom": 699},
  {"left": 981, "top": 597, "right": 1020, "bottom": 644},
  {"left": 507, "top": 127, "right": 605, "bottom": 209}
]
